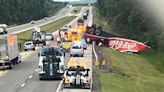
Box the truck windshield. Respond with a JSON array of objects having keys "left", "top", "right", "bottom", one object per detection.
[
  {"left": 72, "top": 46, "right": 81, "bottom": 49},
  {"left": 67, "top": 70, "right": 88, "bottom": 76},
  {"left": 36, "top": 33, "right": 41, "bottom": 38},
  {"left": 40, "top": 48, "right": 62, "bottom": 56}
]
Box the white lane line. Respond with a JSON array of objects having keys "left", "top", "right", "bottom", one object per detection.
[
  {"left": 20, "top": 83, "right": 26, "bottom": 87},
  {"left": 28, "top": 75, "right": 33, "bottom": 79},
  {"left": 35, "top": 69, "right": 39, "bottom": 72},
  {"left": 56, "top": 79, "right": 63, "bottom": 92},
  {"left": 56, "top": 57, "right": 74, "bottom": 92}
]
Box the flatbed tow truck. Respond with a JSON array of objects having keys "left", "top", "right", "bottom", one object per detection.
[{"left": 63, "top": 61, "right": 91, "bottom": 89}]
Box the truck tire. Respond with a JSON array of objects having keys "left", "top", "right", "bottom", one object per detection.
[
  {"left": 95, "top": 29, "right": 101, "bottom": 36},
  {"left": 33, "top": 48, "right": 35, "bottom": 51},
  {"left": 8, "top": 63, "right": 13, "bottom": 69},
  {"left": 5, "top": 31, "right": 7, "bottom": 34},
  {"left": 39, "top": 77, "right": 43, "bottom": 80},
  {"left": 43, "top": 42, "right": 46, "bottom": 45}
]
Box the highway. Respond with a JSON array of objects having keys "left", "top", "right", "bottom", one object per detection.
[
  {"left": 6, "top": 6, "right": 74, "bottom": 34},
  {"left": 0, "top": 6, "right": 93, "bottom": 92}
]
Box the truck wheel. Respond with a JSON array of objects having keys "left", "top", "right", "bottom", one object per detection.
[
  {"left": 33, "top": 48, "right": 35, "bottom": 51},
  {"left": 43, "top": 42, "right": 46, "bottom": 46},
  {"left": 5, "top": 31, "right": 7, "bottom": 34},
  {"left": 39, "top": 77, "right": 43, "bottom": 80},
  {"left": 95, "top": 29, "right": 101, "bottom": 36},
  {"left": 24, "top": 49, "right": 27, "bottom": 51},
  {"left": 70, "top": 54, "right": 72, "bottom": 57},
  {"left": 8, "top": 63, "right": 13, "bottom": 69}
]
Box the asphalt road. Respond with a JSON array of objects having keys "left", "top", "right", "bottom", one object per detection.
[
  {"left": 61, "top": 6, "right": 93, "bottom": 92},
  {"left": 7, "top": 7, "right": 73, "bottom": 34},
  {"left": 0, "top": 6, "right": 93, "bottom": 92},
  {"left": 63, "top": 45, "right": 93, "bottom": 92}
]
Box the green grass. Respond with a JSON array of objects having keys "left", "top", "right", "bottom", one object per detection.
[
  {"left": 97, "top": 47, "right": 164, "bottom": 92},
  {"left": 71, "top": 6, "right": 81, "bottom": 14},
  {"left": 17, "top": 16, "right": 76, "bottom": 48}
]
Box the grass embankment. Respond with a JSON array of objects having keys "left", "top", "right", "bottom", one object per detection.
[
  {"left": 93, "top": 7, "right": 164, "bottom": 92},
  {"left": 17, "top": 16, "right": 76, "bottom": 48},
  {"left": 97, "top": 47, "right": 164, "bottom": 92},
  {"left": 71, "top": 6, "right": 81, "bottom": 14}
]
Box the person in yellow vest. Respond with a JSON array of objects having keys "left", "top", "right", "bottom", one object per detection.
[{"left": 57, "top": 37, "right": 61, "bottom": 45}]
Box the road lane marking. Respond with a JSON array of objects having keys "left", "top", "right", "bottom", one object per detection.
[
  {"left": 21, "top": 83, "right": 26, "bottom": 87},
  {"left": 28, "top": 75, "right": 33, "bottom": 79},
  {"left": 56, "top": 79, "right": 64, "bottom": 92}
]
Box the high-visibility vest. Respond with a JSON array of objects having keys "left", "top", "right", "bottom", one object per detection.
[{"left": 57, "top": 37, "right": 60, "bottom": 42}]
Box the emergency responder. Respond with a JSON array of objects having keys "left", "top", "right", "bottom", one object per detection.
[{"left": 57, "top": 37, "right": 61, "bottom": 45}]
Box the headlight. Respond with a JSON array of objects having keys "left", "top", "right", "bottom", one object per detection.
[{"left": 83, "top": 78, "right": 91, "bottom": 83}]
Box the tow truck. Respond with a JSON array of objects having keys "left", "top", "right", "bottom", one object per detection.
[
  {"left": 63, "top": 61, "right": 91, "bottom": 89},
  {"left": 38, "top": 45, "right": 65, "bottom": 80}
]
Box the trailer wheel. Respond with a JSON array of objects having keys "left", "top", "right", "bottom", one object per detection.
[{"left": 95, "top": 29, "right": 101, "bottom": 36}]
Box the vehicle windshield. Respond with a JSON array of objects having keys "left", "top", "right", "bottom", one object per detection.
[
  {"left": 40, "top": 48, "right": 62, "bottom": 56},
  {"left": 36, "top": 33, "right": 41, "bottom": 38},
  {"left": 67, "top": 70, "right": 88, "bottom": 76},
  {"left": 72, "top": 46, "right": 81, "bottom": 49},
  {"left": 25, "top": 42, "right": 32, "bottom": 45}
]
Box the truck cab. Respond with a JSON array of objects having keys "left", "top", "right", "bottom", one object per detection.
[
  {"left": 0, "top": 24, "right": 7, "bottom": 34},
  {"left": 32, "top": 27, "right": 46, "bottom": 45},
  {"left": 38, "top": 46, "right": 65, "bottom": 80}
]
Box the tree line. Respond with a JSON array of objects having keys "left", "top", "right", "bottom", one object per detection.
[
  {"left": 96, "top": 0, "right": 164, "bottom": 51},
  {"left": 0, "top": 0, "right": 66, "bottom": 25}
]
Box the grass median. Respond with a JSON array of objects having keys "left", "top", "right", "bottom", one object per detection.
[
  {"left": 17, "top": 16, "right": 76, "bottom": 48},
  {"left": 96, "top": 47, "right": 164, "bottom": 92}
]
